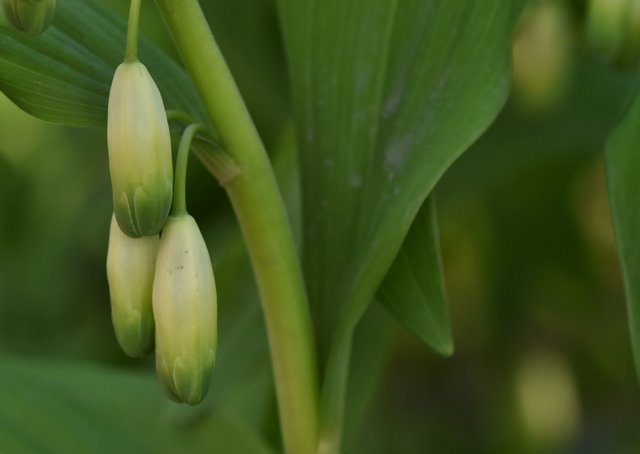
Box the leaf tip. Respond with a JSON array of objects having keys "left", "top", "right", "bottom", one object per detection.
[{"left": 431, "top": 335, "right": 454, "bottom": 357}]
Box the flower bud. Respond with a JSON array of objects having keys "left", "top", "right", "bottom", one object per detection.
[
  {"left": 107, "top": 61, "right": 173, "bottom": 238},
  {"left": 3, "top": 0, "right": 55, "bottom": 35},
  {"left": 153, "top": 214, "right": 217, "bottom": 405},
  {"left": 106, "top": 214, "right": 158, "bottom": 358}
]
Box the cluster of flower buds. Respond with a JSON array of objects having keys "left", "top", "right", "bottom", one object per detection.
[
  {"left": 106, "top": 54, "right": 217, "bottom": 405},
  {"left": 3, "top": 0, "right": 55, "bottom": 35}
]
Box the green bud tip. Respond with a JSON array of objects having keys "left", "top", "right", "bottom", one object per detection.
[
  {"left": 153, "top": 214, "right": 217, "bottom": 405},
  {"left": 107, "top": 213, "right": 158, "bottom": 358},
  {"left": 107, "top": 61, "right": 173, "bottom": 238},
  {"left": 3, "top": 0, "right": 56, "bottom": 35}
]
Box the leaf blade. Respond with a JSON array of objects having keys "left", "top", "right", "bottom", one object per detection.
[
  {"left": 606, "top": 90, "right": 640, "bottom": 379},
  {"left": 0, "top": 0, "right": 207, "bottom": 128},
  {"left": 378, "top": 196, "right": 453, "bottom": 355},
  {"left": 276, "top": 0, "right": 524, "bottom": 447},
  {"left": 277, "top": 0, "right": 522, "bottom": 358},
  {"left": 0, "top": 357, "right": 274, "bottom": 453}
]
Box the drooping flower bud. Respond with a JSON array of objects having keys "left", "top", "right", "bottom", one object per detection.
[
  {"left": 107, "top": 61, "right": 173, "bottom": 238},
  {"left": 3, "top": 0, "right": 55, "bottom": 35},
  {"left": 106, "top": 214, "right": 158, "bottom": 358},
  {"left": 153, "top": 214, "right": 217, "bottom": 405}
]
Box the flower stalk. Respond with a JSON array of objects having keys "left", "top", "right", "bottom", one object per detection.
[
  {"left": 125, "top": 0, "right": 141, "bottom": 62},
  {"left": 172, "top": 123, "right": 203, "bottom": 215}
]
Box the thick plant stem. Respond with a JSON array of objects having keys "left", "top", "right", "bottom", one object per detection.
[{"left": 154, "top": 1, "right": 319, "bottom": 453}]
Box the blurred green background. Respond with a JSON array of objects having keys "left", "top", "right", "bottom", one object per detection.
[{"left": 1, "top": 0, "right": 640, "bottom": 452}]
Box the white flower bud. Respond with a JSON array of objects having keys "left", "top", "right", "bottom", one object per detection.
[
  {"left": 107, "top": 61, "right": 173, "bottom": 238},
  {"left": 106, "top": 213, "right": 158, "bottom": 358},
  {"left": 153, "top": 214, "right": 217, "bottom": 405}
]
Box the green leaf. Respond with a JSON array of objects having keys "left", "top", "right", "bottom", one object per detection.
[
  {"left": 0, "top": 357, "right": 273, "bottom": 453},
  {"left": 378, "top": 196, "right": 453, "bottom": 355},
  {"left": 606, "top": 89, "right": 640, "bottom": 380},
  {"left": 277, "top": 0, "right": 522, "bottom": 356},
  {"left": 0, "top": 0, "right": 207, "bottom": 128},
  {"left": 276, "top": 0, "right": 523, "bottom": 445}
]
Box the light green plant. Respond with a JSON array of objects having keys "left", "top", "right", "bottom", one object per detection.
[
  {"left": 7, "top": 0, "right": 640, "bottom": 453},
  {"left": 0, "top": 0, "right": 522, "bottom": 451}
]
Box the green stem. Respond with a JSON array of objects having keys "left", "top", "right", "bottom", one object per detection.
[
  {"left": 125, "top": 0, "right": 142, "bottom": 62},
  {"left": 154, "top": 1, "right": 319, "bottom": 453},
  {"left": 172, "top": 123, "right": 202, "bottom": 216}
]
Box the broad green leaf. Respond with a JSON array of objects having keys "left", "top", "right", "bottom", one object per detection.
[
  {"left": 0, "top": 0, "right": 207, "bottom": 128},
  {"left": 606, "top": 89, "right": 640, "bottom": 380},
  {"left": 276, "top": 0, "right": 523, "bottom": 445},
  {"left": 378, "top": 196, "right": 453, "bottom": 355},
  {"left": 277, "top": 0, "right": 522, "bottom": 358},
  {"left": 0, "top": 357, "right": 273, "bottom": 453}
]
